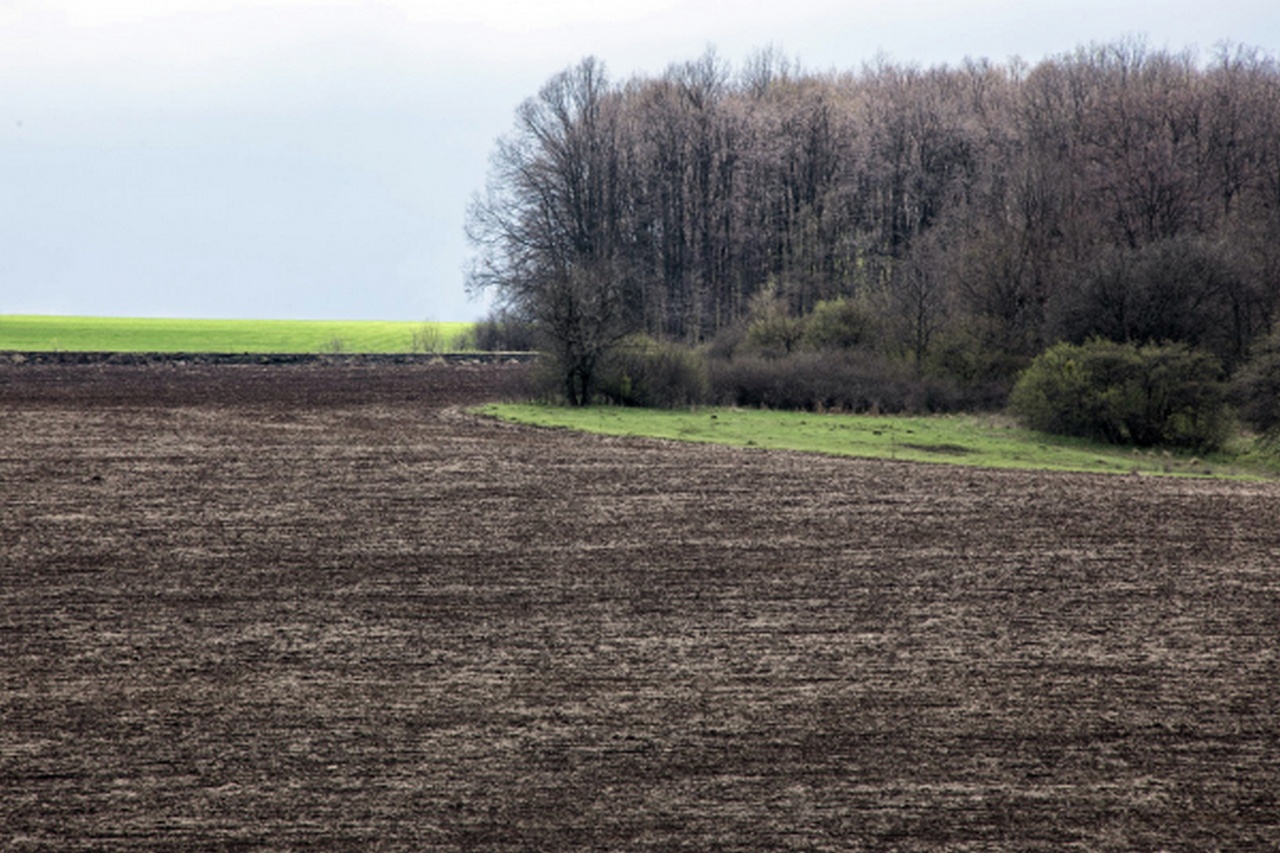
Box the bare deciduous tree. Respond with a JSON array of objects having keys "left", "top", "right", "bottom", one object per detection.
[
  {"left": 468, "top": 40, "right": 1280, "bottom": 390},
  {"left": 467, "top": 58, "right": 630, "bottom": 403}
]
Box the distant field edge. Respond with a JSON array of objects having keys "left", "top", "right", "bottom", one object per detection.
[
  {"left": 0, "top": 315, "right": 478, "bottom": 354},
  {"left": 1, "top": 351, "right": 537, "bottom": 366}
]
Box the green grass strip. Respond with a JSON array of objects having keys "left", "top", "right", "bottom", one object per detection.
[
  {"left": 479, "top": 403, "right": 1277, "bottom": 480},
  {"left": 0, "top": 315, "right": 474, "bottom": 354}
]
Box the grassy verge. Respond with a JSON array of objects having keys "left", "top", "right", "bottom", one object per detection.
[
  {"left": 478, "top": 403, "right": 1279, "bottom": 479},
  {"left": 0, "top": 315, "right": 475, "bottom": 354}
]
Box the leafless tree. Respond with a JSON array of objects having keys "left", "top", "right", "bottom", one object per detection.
[
  {"left": 467, "top": 57, "right": 630, "bottom": 403},
  {"left": 467, "top": 40, "right": 1280, "bottom": 388}
]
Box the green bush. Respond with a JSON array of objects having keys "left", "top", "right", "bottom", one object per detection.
[
  {"left": 1231, "top": 332, "right": 1280, "bottom": 448},
  {"left": 924, "top": 318, "right": 1025, "bottom": 383},
  {"left": 1009, "top": 339, "right": 1230, "bottom": 450},
  {"left": 922, "top": 319, "right": 1023, "bottom": 410},
  {"left": 598, "top": 336, "right": 709, "bottom": 408},
  {"left": 801, "top": 298, "right": 879, "bottom": 351},
  {"left": 741, "top": 290, "right": 805, "bottom": 358}
]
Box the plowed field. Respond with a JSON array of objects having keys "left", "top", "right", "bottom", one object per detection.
[{"left": 3, "top": 362, "right": 1279, "bottom": 850}]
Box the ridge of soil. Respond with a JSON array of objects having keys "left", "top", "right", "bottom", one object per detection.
[{"left": 3, "top": 361, "right": 1278, "bottom": 849}]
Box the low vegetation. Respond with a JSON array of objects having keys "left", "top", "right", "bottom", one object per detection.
[
  {"left": 1232, "top": 332, "right": 1280, "bottom": 450},
  {"left": 597, "top": 336, "right": 709, "bottom": 408},
  {"left": 0, "top": 315, "right": 476, "bottom": 354},
  {"left": 1008, "top": 339, "right": 1232, "bottom": 452},
  {"left": 479, "top": 403, "right": 1278, "bottom": 479},
  {"left": 493, "top": 318, "right": 1279, "bottom": 476}
]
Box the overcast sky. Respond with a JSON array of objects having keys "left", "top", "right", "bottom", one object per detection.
[{"left": 4, "top": 1, "right": 1278, "bottom": 321}]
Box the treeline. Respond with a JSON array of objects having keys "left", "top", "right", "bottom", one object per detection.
[{"left": 467, "top": 38, "right": 1280, "bottom": 414}]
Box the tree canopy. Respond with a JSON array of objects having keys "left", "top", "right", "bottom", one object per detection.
[{"left": 468, "top": 40, "right": 1280, "bottom": 401}]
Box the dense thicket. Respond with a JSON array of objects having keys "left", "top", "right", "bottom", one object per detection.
[
  {"left": 1008, "top": 339, "right": 1231, "bottom": 450},
  {"left": 1231, "top": 331, "right": 1280, "bottom": 443},
  {"left": 467, "top": 39, "right": 1280, "bottom": 406}
]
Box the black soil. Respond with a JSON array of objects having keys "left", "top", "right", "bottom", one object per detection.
[{"left": 3, "top": 362, "right": 1279, "bottom": 850}]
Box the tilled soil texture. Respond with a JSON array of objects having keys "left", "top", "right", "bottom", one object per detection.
[{"left": 3, "top": 362, "right": 1280, "bottom": 851}]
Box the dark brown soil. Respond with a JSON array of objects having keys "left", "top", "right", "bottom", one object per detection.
[{"left": 3, "top": 362, "right": 1279, "bottom": 850}]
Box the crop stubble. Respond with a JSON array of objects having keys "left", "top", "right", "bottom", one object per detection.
[{"left": 2, "top": 362, "right": 1279, "bottom": 850}]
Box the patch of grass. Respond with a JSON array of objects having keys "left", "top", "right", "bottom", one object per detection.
[
  {"left": 477, "top": 404, "right": 1278, "bottom": 479},
  {"left": 0, "top": 315, "right": 476, "bottom": 354}
]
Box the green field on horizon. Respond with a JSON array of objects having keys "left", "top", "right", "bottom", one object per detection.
[{"left": 0, "top": 315, "right": 475, "bottom": 354}]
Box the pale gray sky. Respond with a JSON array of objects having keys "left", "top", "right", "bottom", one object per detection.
[{"left": 4, "top": 0, "right": 1278, "bottom": 321}]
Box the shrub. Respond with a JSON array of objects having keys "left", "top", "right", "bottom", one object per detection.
[
  {"left": 801, "top": 298, "right": 880, "bottom": 351},
  {"left": 1008, "top": 339, "right": 1230, "bottom": 450},
  {"left": 521, "top": 354, "right": 577, "bottom": 403},
  {"left": 705, "top": 319, "right": 749, "bottom": 361},
  {"left": 922, "top": 320, "right": 1023, "bottom": 410},
  {"left": 597, "top": 336, "right": 709, "bottom": 408},
  {"left": 410, "top": 322, "right": 444, "bottom": 354},
  {"left": 708, "top": 351, "right": 965, "bottom": 414},
  {"left": 473, "top": 309, "right": 538, "bottom": 352},
  {"left": 742, "top": 291, "right": 805, "bottom": 357},
  {"left": 1231, "top": 331, "right": 1280, "bottom": 445},
  {"left": 450, "top": 325, "right": 478, "bottom": 351},
  {"left": 924, "top": 318, "right": 1025, "bottom": 383}
]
